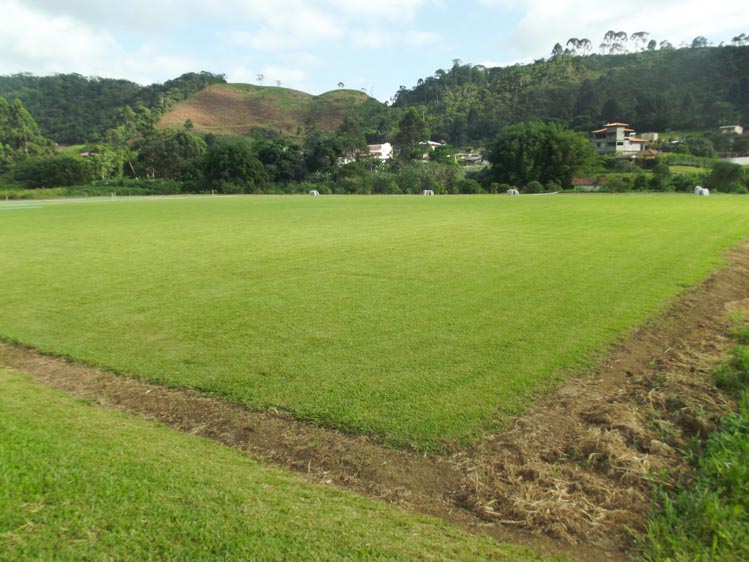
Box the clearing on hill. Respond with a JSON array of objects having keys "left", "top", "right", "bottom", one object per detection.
[{"left": 158, "top": 83, "right": 370, "bottom": 138}]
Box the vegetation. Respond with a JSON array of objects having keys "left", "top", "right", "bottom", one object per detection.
[
  {"left": 0, "top": 368, "right": 553, "bottom": 561},
  {"left": 157, "top": 83, "right": 371, "bottom": 140},
  {"left": 0, "top": 71, "right": 226, "bottom": 144},
  {"left": 487, "top": 121, "right": 597, "bottom": 188},
  {"left": 393, "top": 44, "right": 749, "bottom": 145},
  {"left": 0, "top": 96, "right": 55, "bottom": 167},
  {"left": 1, "top": 196, "right": 748, "bottom": 449},
  {"left": 642, "top": 319, "right": 749, "bottom": 561}
]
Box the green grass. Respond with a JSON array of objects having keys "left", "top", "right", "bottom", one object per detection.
[
  {"left": 0, "top": 368, "right": 553, "bottom": 561},
  {"left": 1, "top": 194, "right": 749, "bottom": 448},
  {"left": 642, "top": 320, "right": 749, "bottom": 561}
]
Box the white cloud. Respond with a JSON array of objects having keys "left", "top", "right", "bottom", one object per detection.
[
  {"left": 0, "top": 1, "right": 118, "bottom": 74},
  {"left": 229, "top": 5, "right": 344, "bottom": 50},
  {"left": 327, "top": 0, "right": 429, "bottom": 21},
  {"left": 493, "top": 0, "right": 747, "bottom": 59},
  {"left": 21, "top": 0, "right": 185, "bottom": 32}
]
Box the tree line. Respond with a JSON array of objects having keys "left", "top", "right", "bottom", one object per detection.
[
  {"left": 392, "top": 44, "right": 749, "bottom": 145},
  {"left": 0, "top": 71, "right": 226, "bottom": 144}
]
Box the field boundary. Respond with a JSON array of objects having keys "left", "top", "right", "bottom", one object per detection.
[{"left": 2, "top": 240, "right": 748, "bottom": 561}]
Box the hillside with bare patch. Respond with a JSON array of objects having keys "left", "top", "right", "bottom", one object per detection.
[{"left": 158, "top": 83, "right": 370, "bottom": 138}]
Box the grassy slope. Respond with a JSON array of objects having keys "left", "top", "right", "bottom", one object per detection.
[
  {"left": 1, "top": 195, "right": 749, "bottom": 448},
  {"left": 157, "top": 83, "right": 370, "bottom": 137},
  {"left": 0, "top": 368, "right": 552, "bottom": 561}
]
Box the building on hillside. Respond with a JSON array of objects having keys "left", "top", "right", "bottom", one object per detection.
[
  {"left": 572, "top": 177, "right": 608, "bottom": 192},
  {"left": 366, "top": 142, "right": 393, "bottom": 160},
  {"left": 591, "top": 122, "right": 647, "bottom": 154},
  {"left": 639, "top": 132, "right": 659, "bottom": 142},
  {"left": 417, "top": 140, "right": 446, "bottom": 160},
  {"left": 720, "top": 125, "right": 743, "bottom": 135},
  {"left": 455, "top": 151, "right": 487, "bottom": 166}
]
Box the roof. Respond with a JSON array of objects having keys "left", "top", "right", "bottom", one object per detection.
[
  {"left": 572, "top": 177, "right": 608, "bottom": 186},
  {"left": 592, "top": 123, "right": 636, "bottom": 133}
]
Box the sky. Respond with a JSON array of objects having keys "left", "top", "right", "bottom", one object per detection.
[{"left": 0, "top": 0, "right": 746, "bottom": 102}]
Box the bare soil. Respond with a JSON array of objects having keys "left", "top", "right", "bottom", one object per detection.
[
  {"left": 2, "top": 241, "right": 748, "bottom": 561},
  {"left": 158, "top": 84, "right": 367, "bottom": 137}
]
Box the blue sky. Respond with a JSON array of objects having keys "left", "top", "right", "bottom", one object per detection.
[{"left": 0, "top": 0, "right": 746, "bottom": 102}]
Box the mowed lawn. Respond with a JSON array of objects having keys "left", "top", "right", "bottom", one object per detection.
[
  {"left": 1, "top": 194, "right": 748, "bottom": 448},
  {"left": 0, "top": 368, "right": 551, "bottom": 561}
]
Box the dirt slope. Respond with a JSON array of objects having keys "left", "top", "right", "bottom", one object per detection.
[
  {"left": 2, "top": 241, "right": 748, "bottom": 561},
  {"left": 157, "top": 83, "right": 370, "bottom": 138}
]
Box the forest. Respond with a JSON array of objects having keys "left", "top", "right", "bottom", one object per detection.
[{"left": 392, "top": 39, "right": 749, "bottom": 145}]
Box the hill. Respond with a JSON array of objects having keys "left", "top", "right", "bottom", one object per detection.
[
  {"left": 158, "top": 83, "right": 372, "bottom": 139},
  {"left": 0, "top": 72, "right": 226, "bottom": 144},
  {"left": 394, "top": 45, "right": 749, "bottom": 145}
]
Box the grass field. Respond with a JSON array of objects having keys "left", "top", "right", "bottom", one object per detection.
[
  {"left": 0, "top": 367, "right": 553, "bottom": 561},
  {"left": 1, "top": 194, "right": 749, "bottom": 448}
]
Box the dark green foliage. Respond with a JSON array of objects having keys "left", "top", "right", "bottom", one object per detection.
[
  {"left": 650, "top": 160, "right": 672, "bottom": 191},
  {"left": 456, "top": 178, "right": 482, "bottom": 194},
  {"left": 394, "top": 108, "right": 428, "bottom": 158},
  {"left": 0, "top": 96, "right": 55, "bottom": 165},
  {"left": 201, "top": 137, "right": 267, "bottom": 193},
  {"left": 303, "top": 132, "right": 343, "bottom": 173},
  {"left": 705, "top": 161, "right": 747, "bottom": 192},
  {"left": 394, "top": 46, "right": 749, "bottom": 144},
  {"left": 335, "top": 116, "right": 368, "bottom": 160},
  {"left": 131, "top": 129, "right": 207, "bottom": 180},
  {"left": 487, "top": 121, "right": 597, "bottom": 188},
  {"left": 12, "top": 156, "right": 94, "bottom": 188},
  {"left": 255, "top": 139, "right": 306, "bottom": 183},
  {"left": 0, "top": 72, "right": 226, "bottom": 144}
]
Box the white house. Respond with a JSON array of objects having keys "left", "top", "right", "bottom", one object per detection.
[
  {"left": 720, "top": 125, "right": 744, "bottom": 135},
  {"left": 591, "top": 123, "right": 647, "bottom": 154},
  {"left": 366, "top": 142, "right": 393, "bottom": 161}
]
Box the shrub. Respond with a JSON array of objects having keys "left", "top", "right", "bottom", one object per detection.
[{"left": 12, "top": 156, "right": 95, "bottom": 188}]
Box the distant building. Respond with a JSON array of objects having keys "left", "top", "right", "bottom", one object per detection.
[
  {"left": 639, "top": 132, "right": 659, "bottom": 142},
  {"left": 572, "top": 177, "right": 608, "bottom": 191},
  {"left": 591, "top": 122, "right": 647, "bottom": 154},
  {"left": 720, "top": 125, "right": 743, "bottom": 135},
  {"left": 366, "top": 142, "right": 393, "bottom": 160}
]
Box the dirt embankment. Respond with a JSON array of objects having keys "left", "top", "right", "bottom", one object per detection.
[{"left": 2, "top": 241, "right": 748, "bottom": 561}]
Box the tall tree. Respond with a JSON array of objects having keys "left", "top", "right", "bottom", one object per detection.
[
  {"left": 394, "top": 108, "right": 428, "bottom": 159},
  {"left": 487, "top": 121, "right": 596, "bottom": 189},
  {"left": 0, "top": 96, "right": 55, "bottom": 165}
]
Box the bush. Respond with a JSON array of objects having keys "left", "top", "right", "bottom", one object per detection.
[
  {"left": 455, "top": 179, "right": 482, "bottom": 194},
  {"left": 524, "top": 180, "right": 544, "bottom": 193},
  {"left": 12, "top": 156, "right": 95, "bottom": 188}
]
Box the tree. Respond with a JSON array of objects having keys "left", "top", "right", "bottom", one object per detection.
[
  {"left": 630, "top": 31, "right": 649, "bottom": 51},
  {"left": 12, "top": 155, "right": 94, "bottom": 188},
  {"left": 691, "top": 36, "right": 709, "bottom": 48},
  {"left": 394, "top": 108, "right": 427, "bottom": 159},
  {"left": 132, "top": 129, "right": 207, "bottom": 179},
  {"left": 255, "top": 139, "right": 306, "bottom": 183},
  {"left": 705, "top": 161, "right": 746, "bottom": 192},
  {"left": 487, "top": 121, "right": 597, "bottom": 188},
  {"left": 650, "top": 159, "right": 672, "bottom": 190},
  {"left": 0, "top": 97, "right": 55, "bottom": 164},
  {"left": 335, "top": 116, "right": 367, "bottom": 160},
  {"left": 201, "top": 137, "right": 267, "bottom": 193}
]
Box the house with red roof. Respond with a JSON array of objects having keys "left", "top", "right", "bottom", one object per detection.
[{"left": 590, "top": 123, "right": 648, "bottom": 155}]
